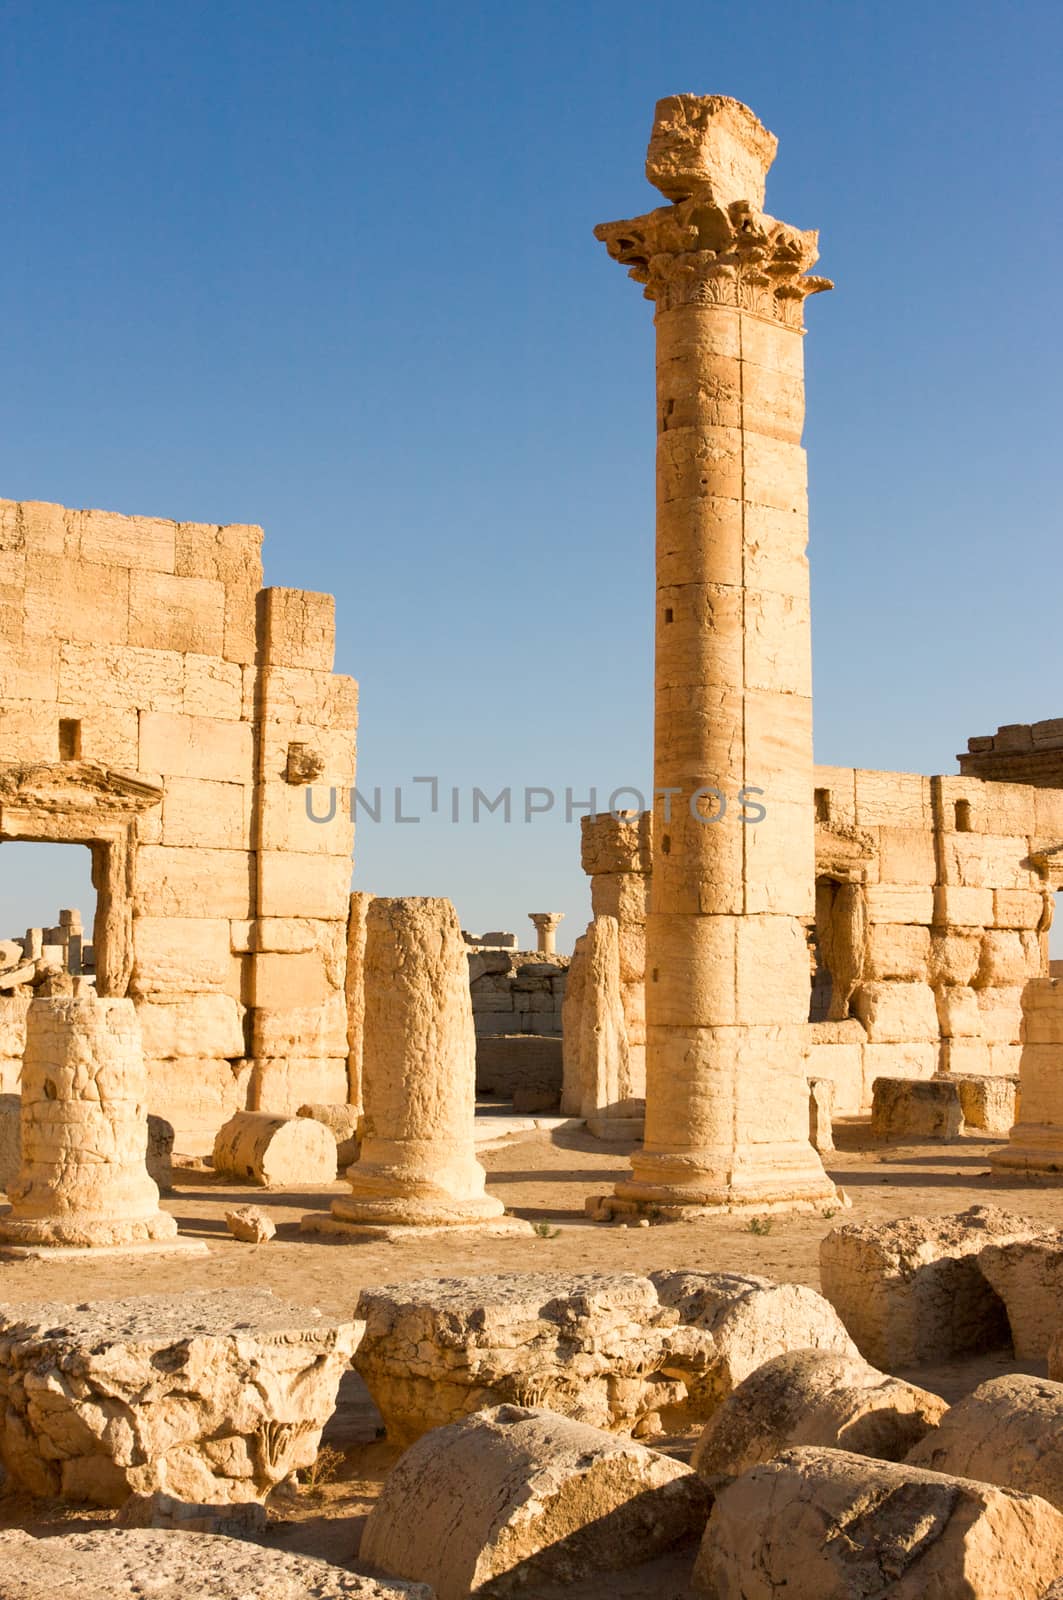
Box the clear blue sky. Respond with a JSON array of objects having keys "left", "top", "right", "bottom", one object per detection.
[{"left": 1, "top": 0, "right": 1061, "bottom": 952}]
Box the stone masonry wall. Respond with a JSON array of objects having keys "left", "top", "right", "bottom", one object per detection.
[{"left": 0, "top": 497, "right": 357, "bottom": 1148}]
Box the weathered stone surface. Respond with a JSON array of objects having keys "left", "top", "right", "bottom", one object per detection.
[
  {"left": 147, "top": 1112, "right": 175, "bottom": 1193},
  {"left": 692, "top": 1350, "right": 946, "bottom": 1480},
  {"left": 297, "top": 1101, "right": 361, "bottom": 1167},
  {"left": 328, "top": 898, "right": 507, "bottom": 1232},
  {"left": 353, "top": 1270, "right": 856, "bottom": 1445},
  {"left": 225, "top": 1204, "right": 276, "bottom": 1243},
  {"left": 808, "top": 1075, "right": 835, "bottom": 1153},
  {"left": 695, "top": 1446, "right": 1063, "bottom": 1599},
  {"left": 117, "top": 1490, "right": 267, "bottom": 1535},
  {"left": 870, "top": 1076, "right": 964, "bottom": 1141},
  {"left": 213, "top": 1110, "right": 337, "bottom": 1188},
  {"left": 0, "top": 995, "right": 178, "bottom": 1249},
  {"left": 0, "top": 1528, "right": 431, "bottom": 1598},
  {"left": 0, "top": 1092, "right": 19, "bottom": 1192},
  {"left": 359, "top": 1404, "right": 709, "bottom": 1600},
  {"left": 953, "top": 1072, "right": 1019, "bottom": 1134},
  {"left": 979, "top": 1236, "right": 1063, "bottom": 1358},
  {"left": 0, "top": 1289, "right": 359, "bottom": 1505},
  {"left": 819, "top": 1206, "right": 1036, "bottom": 1366},
  {"left": 908, "top": 1375, "right": 1063, "bottom": 1509}
]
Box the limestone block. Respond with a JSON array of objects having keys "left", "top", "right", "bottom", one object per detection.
[
  {"left": 145, "top": 1057, "right": 253, "bottom": 1155},
  {"left": 251, "top": 991, "right": 348, "bottom": 1059},
  {"left": 854, "top": 770, "right": 929, "bottom": 828},
  {"left": 908, "top": 1375, "right": 1063, "bottom": 1509},
  {"left": 941, "top": 1037, "right": 992, "bottom": 1074},
  {"left": 803, "top": 1038, "right": 865, "bottom": 1117},
  {"left": 934, "top": 884, "right": 995, "bottom": 926},
  {"left": 876, "top": 825, "right": 936, "bottom": 885},
  {"left": 0, "top": 995, "right": 178, "bottom": 1250},
  {"left": 865, "top": 923, "right": 931, "bottom": 982},
  {"left": 359, "top": 1404, "right": 708, "bottom": 1600},
  {"left": 819, "top": 1206, "right": 1038, "bottom": 1366},
  {"left": 929, "top": 928, "right": 984, "bottom": 987},
  {"left": 976, "top": 984, "right": 1024, "bottom": 1043},
  {"left": 257, "top": 851, "right": 352, "bottom": 919},
  {"left": 692, "top": 1351, "right": 946, "bottom": 1480},
  {"left": 212, "top": 1111, "right": 337, "bottom": 1188},
  {"left": 0, "top": 1290, "right": 358, "bottom": 1505},
  {"left": 935, "top": 982, "right": 982, "bottom": 1037},
  {"left": 259, "top": 664, "right": 359, "bottom": 729},
  {"left": 135, "top": 845, "right": 253, "bottom": 919},
  {"left": 251, "top": 1057, "right": 349, "bottom": 1116},
  {"left": 852, "top": 981, "right": 938, "bottom": 1042},
  {"left": 131, "top": 916, "right": 233, "bottom": 995},
  {"left": 260, "top": 781, "right": 354, "bottom": 859},
  {"left": 117, "top": 1491, "right": 267, "bottom": 1534},
  {"left": 864, "top": 885, "right": 934, "bottom": 924},
  {"left": 978, "top": 930, "right": 1033, "bottom": 988},
  {"left": 138, "top": 711, "right": 254, "bottom": 785},
  {"left": 59, "top": 641, "right": 184, "bottom": 713},
  {"left": 952, "top": 1073, "right": 1019, "bottom": 1134},
  {"left": 0, "top": 1530, "right": 429, "bottom": 1599},
  {"left": 261, "top": 588, "right": 335, "bottom": 671},
  {"left": 180, "top": 653, "right": 243, "bottom": 720},
  {"left": 0, "top": 641, "right": 59, "bottom": 701},
  {"left": 944, "top": 832, "right": 1035, "bottom": 892},
  {"left": 0, "top": 996, "right": 28, "bottom": 1058},
  {"left": 175, "top": 519, "right": 263, "bottom": 586},
  {"left": 695, "top": 1446, "right": 1063, "bottom": 1599},
  {"left": 137, "top": 994, "right": 244, "bottom": 1060},
  {"left": 129, "top": 571, "right": 225, "bottom": 655},
  {"left": 995, "top": 889, "right": 1048, "bottom": 929},
  {"left": 78, "top": 506, "right": 177, "bottom": 572},
  {"left": 225, "top": 1205, "right": 276, "bottom": 1243},
  {"left": 252, "top": 947, "right": 334, "bottom": 1009},
  {"left": 0, "top": 1093, "right": 19, "bottom": 1192},
  {"left": 147, "top": 1114, "right": 174, "bottom": 1193},
  {"left": 297, "top": 1102, "right": 360, "bottom": 1166},
  {"left": 870, "top": 1076, "right": 964, "bottom": 1141},
  {"left": 590, "top": 871, "right": 649, "bottom": 926},
  {"left": 161, "top": 777, "right": 250, "bottom": 850},
  {"left": 979, "top": 1238, "right": 1063, "bottom": 1358},
  {"left": 354, "top": 1271, "right": 842, "bottom": 1445},
  {"left": 23, "top": 552, "right": 130, "bottom": 645}
]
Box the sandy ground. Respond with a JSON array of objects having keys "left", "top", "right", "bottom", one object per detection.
[{"left": 0, "top": 1121, "right": 1058, "bottom": 1597}]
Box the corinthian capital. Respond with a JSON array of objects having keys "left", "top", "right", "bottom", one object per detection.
[{"left": 595, "top": 94, "right": 831, "bottom": 326}]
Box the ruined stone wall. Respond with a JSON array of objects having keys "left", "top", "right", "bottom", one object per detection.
[
  {"left": 0, "top": 497, "right": 357, "bottom": 1147},
  {"left": 568, "top": 771, "right": 1063, "bottom": 1122}
]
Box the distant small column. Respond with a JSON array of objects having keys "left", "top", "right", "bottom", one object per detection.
[
  {"left": 0, "top": 995, "right": 196, "bottom": 1253},
  {"left": 310, "top": 897, "right": 529, "bottom": 1237},
  {"left": 529, "top": 912, "right": 564, "bottom": 955}
]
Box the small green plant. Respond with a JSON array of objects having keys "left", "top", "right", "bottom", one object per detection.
[
  {"left": 821, "top": 1207, "right": 837, "bottom": 1220},
  {"left": 532, "top": 1221, "right": 561, "bottom": 1239},
  {"left": 746, "top": 1215, "right": 773, "bottom": 1236},
  {"left": 301, "top": 1443, "right": 345, "bottom": 1493}
]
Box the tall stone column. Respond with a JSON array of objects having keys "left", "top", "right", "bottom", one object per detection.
[
  {"left": 593, "top": 95, "right": 839, "bottom": 1214},
  {"left": 529, "top": 913, "right": 564, "bottom": 955},
  {"left": 306, "top": 897, "right": 529, "bottom": 1238}
]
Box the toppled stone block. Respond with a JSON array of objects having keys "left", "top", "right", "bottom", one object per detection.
[
  {"left": 908, "top": 1375, "right": 1063, "bottom": 1510},
  {"left": 354, "top": 1270, "right": 856, "bottom": 1445},
  {"left": 979, "top": 1236, "right": 1063, "bottom": 1358},
  {"left": 225, "top": 1204, "right": 276, "bottom": 1243},
  {"left": 819, "top": 1206, "right": 1037, "bottom": 1367},
  {"left": 695, "top": 1446, "right": 1063, "bottom": 1599},
  {"left": 359, "top": 1404, "right": 708, "bottom": 1600},
  {"left": 808, "top": 1076, "right": 835, "bottom": 1154},
  {"left": 870, "top": 1076, "right": 964, "bottom": 1141},
  {"left": 692, "top": 1350, "right": 946, "bottom": 1480},
  {"left": 0, "top": 1528, "right": 433, "bottom": 1599},
  {"left": 147, "top": 1112, "right": 175, "bottom": 1193},
  {"left": 297, "top": 1101, "right": 361, "bottom": 1167},
  {"left": 952, "top": 1073, "right": 1019, "bottom": 1135},
  {"left": 213, "top": 1110, "right": 337, "bottom": 1188},
  {"left": 0, "top": 1289, "right": 359, "bottom": 1505}
]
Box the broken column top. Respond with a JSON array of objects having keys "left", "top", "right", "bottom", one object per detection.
[{"left": 645, "top": 93, "right": 777, "bottom": 206}]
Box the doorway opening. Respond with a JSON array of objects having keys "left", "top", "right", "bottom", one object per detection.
[{"left": 0, "top": 840, "right": 98, "bottom": 985}]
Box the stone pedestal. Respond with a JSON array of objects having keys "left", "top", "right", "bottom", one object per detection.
[
  {"left": 305, "top": 897, "right": 528, "bottom": 1238},
  {"left": 0, "top": 995, "right": 197, "bottom": 1255},
  {"left": 592, "top": 94, "right": 839, "bottom": 1216},
  {"left": 992, "top": 977, "right": 1063, "bottom": 1175}
]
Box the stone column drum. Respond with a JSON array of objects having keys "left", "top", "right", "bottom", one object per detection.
[
  {"left": 322, "top": 897, "right": 526, "bottom": 1234},
  {"left": 0, "top": 995, "right": 179, "bottom": 1249},
  {"left": 594, "top": 95, "right": 839, "bottom": 1213}
]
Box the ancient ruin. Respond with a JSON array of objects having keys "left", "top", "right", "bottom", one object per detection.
[{"left": 2, "top": 81, "right": 1063, "bottom": 1600}]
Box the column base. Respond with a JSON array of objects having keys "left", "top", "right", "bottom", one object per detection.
[
  {"left": 588, "top": 1139, "right": 845, "bottom": 1220},
  {"left": 990, "top": 1125, "right": 1063, "bottom": 1178},
  {"left": 300, "top": 1210, "right": 533, "bottom": 1243},
  {"left": 0, "top": 1209, "right": 183, "bottom": 1250},
  {"left": 329, "top": 1189, "right": 507, "bottom": 1228}
]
